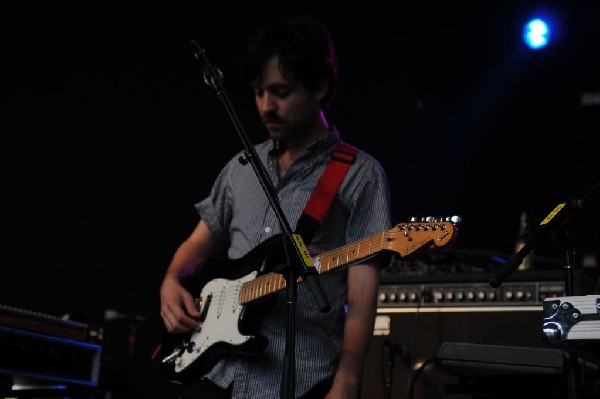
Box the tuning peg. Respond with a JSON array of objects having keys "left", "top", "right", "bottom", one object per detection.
[
  {"left": 425, "top": 216, "right": 435, "bottom": 222},
  {"left": 446, "top": 215, "right": 462, "bottom": 224}
]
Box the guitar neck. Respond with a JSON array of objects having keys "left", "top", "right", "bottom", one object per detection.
[
  {"left": 314, "top": 231, "right": 387, "bottom": 273},
  {"left": 239, "top": 231, "right": 387, "bottom": 305},
  {"left": 238, "top": 219, "right": 458, "bottom": 306}
]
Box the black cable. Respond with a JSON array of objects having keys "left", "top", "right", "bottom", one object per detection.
[
  {"left": 381, "top": 340, "right": 394, "bottom": 399},
  {"left": 405, "top": 299, "right": 422, "bottom": 396},
  {"left": 407, "top": 357, "right": 438, "bottom": 399}
]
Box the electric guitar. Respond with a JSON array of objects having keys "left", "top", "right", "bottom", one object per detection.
[{"left": 153, "top": 218, "right": 459, "bottom": 384}]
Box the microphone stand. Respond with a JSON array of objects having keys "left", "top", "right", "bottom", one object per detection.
[
  {"left": 489, "top": 172, "right": 600, "bottom": 399},
  {"left": 190, "top": 40, "right": 331, "bottom": 399},
  {"left": 489, "top": 172, "right": 599, "bottom": 291}
]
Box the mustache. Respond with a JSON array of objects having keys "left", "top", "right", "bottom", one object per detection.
[{"left": 261, "top": 112, "right": 283, "bottom": 124}]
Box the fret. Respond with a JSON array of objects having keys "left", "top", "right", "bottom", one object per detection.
[
  {"left": 264, "top": 276, "right": 271, "bottom": 296},
  {"left": 265, "top": 276, "right": 270, "bottom": 295},
  {"left": 345, "top": 245, "right": 350, "bottom": 265},
  {"left": 253, "top": 283, "right": 258, "bottom": 299}
]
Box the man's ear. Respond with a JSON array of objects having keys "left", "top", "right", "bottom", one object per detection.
[{"left": 313, "top": 80, "right": 329, "bottom": 101}]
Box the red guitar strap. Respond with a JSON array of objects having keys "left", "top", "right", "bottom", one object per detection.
[{"left": 295, "top": 141, "right": 358, "bottom": 244}]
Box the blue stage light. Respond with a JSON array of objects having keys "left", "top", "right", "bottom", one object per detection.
[{"left": 523, "top": 18, "right": 550, "bottom": 49}]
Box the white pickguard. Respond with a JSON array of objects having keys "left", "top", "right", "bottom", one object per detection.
[{"left": 174, "top": 271, "right": 258, "bottom": 373}]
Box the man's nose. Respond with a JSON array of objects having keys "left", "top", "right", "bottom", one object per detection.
[{"left": 258, "top": 93, "right": 276, "bottom": 112}]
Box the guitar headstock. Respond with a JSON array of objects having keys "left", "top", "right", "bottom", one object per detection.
[{"left": 384, "top": 216, "right": 460, "bottom": 258}]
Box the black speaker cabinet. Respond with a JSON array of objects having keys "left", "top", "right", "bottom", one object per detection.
[{"left": 359, "top": 305, "right": 559, "bottom": 399}]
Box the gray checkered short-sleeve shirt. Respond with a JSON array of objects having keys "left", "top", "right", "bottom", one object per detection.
[{"left": 196, "top": 128, "right": 392, "bottom": 398}]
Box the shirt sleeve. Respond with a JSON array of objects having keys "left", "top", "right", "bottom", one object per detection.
[
  {"left": 195, "top": 156, "right": 237, "bottom": 238},
  {"left": 344, "top": 153, "right": 393, "bottom": 244}
]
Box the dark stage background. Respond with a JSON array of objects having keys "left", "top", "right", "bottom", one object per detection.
[{"left": 2, "top": 1, "right": 599, "bottom": 398}]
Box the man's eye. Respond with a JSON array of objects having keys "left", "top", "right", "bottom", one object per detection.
[{"left": 275, "top": 90, "right": 290, "bottom": 98}]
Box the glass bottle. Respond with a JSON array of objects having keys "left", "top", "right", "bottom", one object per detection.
[{"left": 515, "top": 211, "right": 533, "bottom": 270}]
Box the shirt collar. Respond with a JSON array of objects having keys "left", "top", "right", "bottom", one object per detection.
[{"left": 269, "top": 126, "right": 340, "bottom": 155}]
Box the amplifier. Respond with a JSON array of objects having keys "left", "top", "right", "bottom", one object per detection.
[
  {"left": 377, "top": 280, "right": 564, "bottom": 308},
  {"left": 360, "top": 275, "right": 569, "bottom": 399},
  {"left": 378, "top": 269, "right": 567, "bottom": 307},
  {"left": 0, "top": 304, "right": 102, "bottom": 391},
  {"left": 0, "top": 325, "right": 102, "bottom": 387}
]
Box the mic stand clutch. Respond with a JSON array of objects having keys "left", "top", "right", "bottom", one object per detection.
[{"left": 190, "top": 40, "right": 331, "bottom": 399}]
